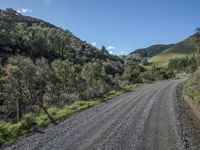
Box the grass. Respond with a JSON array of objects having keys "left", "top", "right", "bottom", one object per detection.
[
  {"left": 143, "top": 64, "right": 153, "bottom": 71},
  {"left": 0, "top": 84, "right": 139, "bottom": 147},
  {"left": 150, "top": 52, "right": 194, "bottom": 67},
  {"left": 183, "top": 73, "right": 200, "bottom": 135},
  {"left": 184, "top": 74, "right": 200, "bottom": 105},
  {"left": 150, "top": 35, "right": 196, "bottom": 67}
]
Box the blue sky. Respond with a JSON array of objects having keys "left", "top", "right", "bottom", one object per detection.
[{"left": 0, "top": 0, "right": 200, "bottom": 55}]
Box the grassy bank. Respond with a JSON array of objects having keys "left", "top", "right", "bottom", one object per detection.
[
  {"left": 184, "top": 73, "right": 200, "bottom": 119},
  {"left": 0, "top": 84, "right": 139, "bottom": 147},
  {"left": 184, "top": 75, "right": 200, "bottom": 104}
]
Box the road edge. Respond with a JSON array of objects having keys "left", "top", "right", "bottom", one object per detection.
[{"left": 176, "top": 83, "right": 200, "bottom": 149}]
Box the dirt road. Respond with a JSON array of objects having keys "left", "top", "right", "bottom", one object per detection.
[{"left": 4, "top": 78, "right": 200, "bottom": 150}]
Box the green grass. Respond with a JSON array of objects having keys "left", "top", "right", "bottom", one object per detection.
[
  {"left": 0, "top": 101, "right": 98, "bottom": 146},
  {"left": 0, "top": 84, "right": 139, "bottom": 147},
  {"left": 143, "top": 65, "right": 153, "bottom": 71},
  {"left": 184, "top": 73, "right": 200, "bottom": 105},
  {"left": 150, "top": 36, "right": 196, "bottom": 66},
  {"left": 150, "top": 52, "right": 194, "bottom": 67}
]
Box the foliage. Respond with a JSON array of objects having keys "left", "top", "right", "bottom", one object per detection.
[
  {"left": 0, "top": 8, "right": 120, "bottom": 64},
  {"left": 130, "top": 44, "right": 174, "bottom": 57},
  {"left": 0, "top": 8, "right": 176, "bottom": 147},
  {"left": 195, "top": 30, "right": 200, "bottom": 66},
  {"left": 184, "top": 30, "right": 200, "bottom": 106},
  {"left": 124, "top": 44, "right": 174, "bottom": 66},
  {"left": 168, "top": 56, "right": 197, "bottom": 73},
  {"left": 184, "top": 71, "right": 200, "bottom": 105},
  {"left": 46, "top": 59, "right": 80, "bottom": 106},
  {"left": 121, "top": 65, "right": 144, "bottom": 84},
  {"left": 0, "top": 84, "right": 139, "bottom": 147},
  {"left": 139, "top": 68, "right": 175, "bottom": 82},
  {"left": 150, "top": 36, "right": 196, "bottom": 66}
]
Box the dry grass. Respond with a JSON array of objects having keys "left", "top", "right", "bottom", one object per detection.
[{"left": 150, "top": 36, "right": 196, "bottom": 66}]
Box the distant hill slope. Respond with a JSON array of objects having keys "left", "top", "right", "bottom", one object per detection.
[
  {"left": 130, "top": 44, "right": 174, "bottom": 57},
  {"left": 0, "top": 8, "right": 120, "bottom": 64},
  {"left": 150, "top": 35, "right": 197, "bottom": 66},
  {"left": 124, "top": 44, "right": 173, "bottom": 65}
]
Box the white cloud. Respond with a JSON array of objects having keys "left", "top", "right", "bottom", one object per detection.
[
  {"left": 17, "top": 8, "right": 32, "bottom": 13},
  {"left": 107, "top": 46, "right": 115, "bottom": 50},
  {"left": 44, "top": 0, "right": 51, "bottom": 5},
  {"left": 92, "top": 42, "right": 97, "bottom": 46},
  {"left": 120, "top": 51, "right": 125, "bottom": 54},
  {"left": 109, "top": 51, "right": 113, "bottom": 54}
]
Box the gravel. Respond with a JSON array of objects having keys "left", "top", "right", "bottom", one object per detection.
[{"left": 4, "top": 78, "right": 200, "bottom": 150}]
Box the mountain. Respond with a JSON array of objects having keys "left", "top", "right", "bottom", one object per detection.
[
  {"left": 150, "top": 35, "right": 197, "bottom": 66},
  {"left": 124, "top": 44, "right": 174, "bottom": 65},
  {"left": 0, "top": 8, "right": 121, "bottom": 64},
  {"left": 130, "top": 44, "right": 174, "bottom": 57}
]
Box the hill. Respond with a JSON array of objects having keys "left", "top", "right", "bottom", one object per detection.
[
  {"left": 130, "top": 44, "right": 174, "bottom": 57},
  {"left": 0, "top": 9, "right": 176, "bottom": 147},
  {"left": 0, "top": 8, "right": 120, "bottom": 64},
  {"left": 150, "top": 35, "right": 197, "bottom": 66},
  {"left": 124, "top": 44, "right": 173, "bottom": 65}
]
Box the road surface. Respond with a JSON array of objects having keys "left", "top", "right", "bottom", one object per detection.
[{"left": 4, "top": 78, "right": 200, "bottom": 150}]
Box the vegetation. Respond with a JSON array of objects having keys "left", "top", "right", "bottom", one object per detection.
[
  {"left": 168, "top": 56, "right": 197, "bottom": 73},
  {"left": 0, "top": 101, "right": 97, "bottom": 146},
  {"left": 0, "top": 84, "right": 139, "bottom": 146},
  {"left": 0, "top": 8, "right": 120, "bottom": 64},
  {"left": 0, "top": 8, "right": 175, "bottom": 147},
  {"left": 150, "top": 36, "right": 196, "bottom": 66},
  {"left": 184, "top": 29, "right": 200, "bottom": 105},
  {"left": 184, "top": 74, "right": 200, "bottom": 104},
  {"left": 130, "top": 44, "right": 174, "bottom": 57},
  {"left": 124, "top": 44, "right": 173, "bottom": 66}
]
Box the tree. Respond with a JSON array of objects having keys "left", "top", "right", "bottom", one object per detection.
[
  {"left": 168, "top": 56, "right": 197, "bottom": 73},
  {"left": 4, "top": 56, "right": 58, "bottom": 123},
  {"left": 48, "top": 29, "right": 70, "bottom": 59},
  {"left": 195, "top": 29, "right": 200, "bottom": 66},
  {"left": 81, "top": 62, "right": 103, "bottom": 99},
  {"left": 122, "top": 65, "right": 142, "bottom": 84},
  {"left": 80, "top": 62, "right": 117, "bottom": 99},
  {"left": 0, "top": 13, "right": 19, "bottom": 58},
  {"left": 103, "top": 61, "right": 124, "bottom": 76},
  {"left": 101, "top": 46, "right": 109, "bottom": 54},
  {"left": 196, "top": 27, "right": 200, "bottom": 32},
  {"left": 46, "top": 59, "right": 79, "bottom": 106}
]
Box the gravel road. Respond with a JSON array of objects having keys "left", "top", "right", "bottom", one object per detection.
[{"left": 4, "top": 78, "right": 200, "bottom": 150}]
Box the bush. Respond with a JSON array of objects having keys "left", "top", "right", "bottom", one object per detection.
[
  {"left": 20, "top": 114, "right": 38, "bottom": 133},
  {"left": 168, "top": 56, "right": 197, "bottom": 73},
  {"left": 184, "top": 71, "right": 200, "bottom": 105},
  {"left": 0, "top": 121, "right": 21, "bottom": 146}
]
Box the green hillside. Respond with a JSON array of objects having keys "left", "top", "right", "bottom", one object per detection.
[
  {"left": 150, "top": 35, "right": 196, "bottom": 66},
  {"left": 125, "top": 44, "right": 173, "bottom": 65},
  {"left": 0, "top": 8, "right": 120, "bottom": 64},
  {"left": 130, "top": 44, "right": 174, "bottom": 57}
]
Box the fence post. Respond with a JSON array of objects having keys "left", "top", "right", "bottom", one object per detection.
[{"left": 16, "top": 97, "right": 21, "bottom": 122}]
